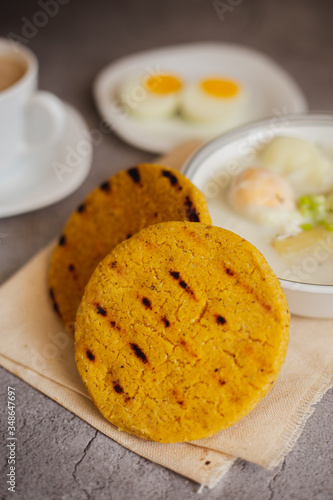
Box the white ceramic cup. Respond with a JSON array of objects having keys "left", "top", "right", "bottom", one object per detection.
[{"left": 0, "top": 38, "right": 66, "bottom": 177}]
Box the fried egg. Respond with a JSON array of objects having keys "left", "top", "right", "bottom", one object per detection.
[
  {"left": 118, "top": 72, "right": 183, "bottom": 119},
  {"left": 258, "top": 136, "right": 333, "bottom": 197},
  {"left": 180, "top": 77, "right": 246, "bottom": 123}
]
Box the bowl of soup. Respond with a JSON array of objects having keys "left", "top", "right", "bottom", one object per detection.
[{"left": 183, "top": 114, "right": 333, "bottom": 318}]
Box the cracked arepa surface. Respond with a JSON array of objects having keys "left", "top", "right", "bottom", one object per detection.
[
  {"left": 75, "top": 221, "right": 289, "bottom": 443},
  {"left": 49, "top": 164, "right": 211, "bottom": 330}
]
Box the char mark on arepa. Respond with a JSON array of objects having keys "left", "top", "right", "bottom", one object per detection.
[
  {"left": 169, "top": 270, "right": 194, "bottom": 296},
  {"left": 113, "top": 383, "right": 124, "bottom": 394},
  {"left": 100, "top": 180, "right": 111, "bottom": 192},
  {"left": 142, "top": 297, "right": 152, "bottom": 309},
  {"left": 59, "top": 234, "right": 66, "bottom": 246},
  {"left": 216, "top": 315, "right": 226, "bottom": 325},
  {"left": 130, "top": 343, "right": 148, "bottom": 363},
  {"left": 127, "top": 167, "right": 141, "bottom": 184},
  {"left": 162, "top": 316, "right": 170, "bottom": 327},
  {"left": 77, "top": 203, "right": 86, "bottom": 213},
  {"left": 184, "top": 196, "right": 200, "bottom": 222},
  {"left": 96, "top": 304, "right": 107, "bottom": 316},
  {"left": 162, "top": 169, "right": 178, "bottom": 186},
  {"left": 86, "top": 349, "right": 95, "bottom": 361}
]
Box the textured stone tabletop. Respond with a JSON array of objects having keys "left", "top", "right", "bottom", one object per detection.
[{"left": 1, "top": 0, "right": 332, "bottom": 498}]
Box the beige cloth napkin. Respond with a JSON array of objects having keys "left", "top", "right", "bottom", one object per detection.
[{"left": 1, "top": 143, "right": 333, "bottom": 488}]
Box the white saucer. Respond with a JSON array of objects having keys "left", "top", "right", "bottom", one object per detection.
[
  {"left": 0, "top": 103, "right": 92, "bottom": 219},
  {"left": 93, "top": 42, "right": 308, "bottom": 154}
]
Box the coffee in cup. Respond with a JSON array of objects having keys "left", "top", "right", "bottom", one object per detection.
[
  {"left": 0, "top": 55, "right": 27, "bottom": 92},
  {"left": 0, "top": 38, "right": 66, "bottom": 177}
]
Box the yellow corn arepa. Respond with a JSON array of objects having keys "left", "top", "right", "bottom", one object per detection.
[
  {"left": 75, "top": 221, "right": 290, "bottom": 443},
  {"left": 49, "top": 164, "right": 211, "bottom": 330}
]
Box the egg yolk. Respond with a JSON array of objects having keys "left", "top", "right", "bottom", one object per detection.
[
  {"left": 144, "top": 74, "right": 182, "bottom": 95},
  {"left": 201, "top": 78, "right": 240, "bottom": 99}
]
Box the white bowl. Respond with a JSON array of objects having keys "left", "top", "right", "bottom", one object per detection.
[{"left": 183, "top": 113, "right": 333, "bottom": 319}]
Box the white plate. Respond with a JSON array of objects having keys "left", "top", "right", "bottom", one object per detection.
[
  {"left": 0, "top": 103, "right": 92, "bottom": 218},
  {"left": 184, "top": 113, "right": 333, "bottom": 319},
  {"left": 93, "top": 42, "right": 308, "bottom": 154}
]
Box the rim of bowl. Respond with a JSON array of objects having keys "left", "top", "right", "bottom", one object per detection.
[{"left": 184, "top": 112, "right": 333, "bottom": 294}]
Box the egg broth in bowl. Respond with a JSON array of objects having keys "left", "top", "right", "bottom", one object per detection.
[{"left": 184, "top": 115, "right": 333, "bottom": 289}]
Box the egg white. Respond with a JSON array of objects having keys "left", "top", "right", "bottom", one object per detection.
[
  {"left": 180, "top": 78, "right": 246, "bottom": 123},
  {"left": 258, "top": 136, "right": 333, "bottom": 197},
  {"left": 118, "top": 73, "right": 182, "bottom": 120}
]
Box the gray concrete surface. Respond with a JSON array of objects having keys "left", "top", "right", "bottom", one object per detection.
[{"left": 0, "top": 0, "right": 332, "bottom": 498}]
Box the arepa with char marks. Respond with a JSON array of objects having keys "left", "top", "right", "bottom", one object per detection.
[
  {"left": 75, "top": 221, "right": 289, "bottom": 443},
  {"left": 49, "top": 164, "right": 211, "bottom": 330}
]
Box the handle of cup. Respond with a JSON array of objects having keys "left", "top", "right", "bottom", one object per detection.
[{"left": 24, "top": 91, "right": 67, "bottom": 152}]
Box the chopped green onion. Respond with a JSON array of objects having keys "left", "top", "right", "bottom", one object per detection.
[
  {"left": 299, "top": 196, "right": 311, "bottom": 207},
  {"left": 298, "top": 193, "right": 328, "bottom": 224},
  {"left": 300, "top": 223, "right": 313, "bottom": 231},
  {"left": 298, "top": 192, "right": 333, "bottom": 231},
  {"left": 298, "top": 196, "right": 312, "bottom": 216}
]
